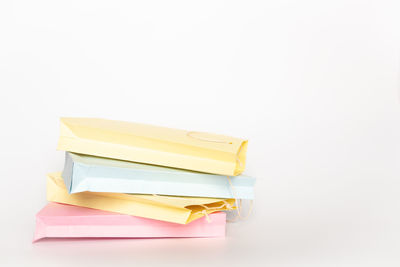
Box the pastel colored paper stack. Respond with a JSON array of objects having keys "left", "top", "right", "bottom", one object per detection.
[{"left": 34, "top": 118, "right": 255, "bottom": 241}]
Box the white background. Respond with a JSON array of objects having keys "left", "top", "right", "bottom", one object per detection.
[{"left": 1, "top": 1, "right": 399, "bottom": 266}]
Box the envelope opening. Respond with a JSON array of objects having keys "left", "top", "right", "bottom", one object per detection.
[{"left": 185, "top": 199, "right": 235, "bottom": 223}]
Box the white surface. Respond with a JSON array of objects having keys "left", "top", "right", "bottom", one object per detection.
[{"left": 1, "top": 1, "right": 400, "bottom": 266}]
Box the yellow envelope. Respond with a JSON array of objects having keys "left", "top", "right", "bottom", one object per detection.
[
  {"left": 57, "top": 117, "right": 247, "bottom": 176},
  {"left": 46, "top": 172, "right": 235, "bottom": 224}
]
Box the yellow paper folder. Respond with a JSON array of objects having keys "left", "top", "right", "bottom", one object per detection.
[
  {"left": 46, "top": 172, "right": 235, "bottom": 224},
  {"left": 57, "top": 118, "right": 247, "bottom": 176}
]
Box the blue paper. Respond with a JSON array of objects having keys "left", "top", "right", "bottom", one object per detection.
[{"left": 62, "top": 152, "right": 255, "bottom": 199}]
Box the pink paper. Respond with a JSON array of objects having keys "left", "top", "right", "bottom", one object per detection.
[{"left": 33, "top": 203, "right": 226, "bottom": 241}]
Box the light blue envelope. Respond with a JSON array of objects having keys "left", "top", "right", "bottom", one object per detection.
[{"left": 62, "top": 152, "right": 255, "bottom": 199}]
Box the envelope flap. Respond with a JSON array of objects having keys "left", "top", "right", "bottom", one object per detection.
[
  {"left": 60, "top": 117, "right": 245, "bottom": 154},
  {"left": 134, "top": 194, "right": 230, "bottom": 208}
]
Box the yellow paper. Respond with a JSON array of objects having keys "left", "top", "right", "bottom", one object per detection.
[
  {"left": 57, "top": 117, "right": 247, "bottom": 176},
  {"left": 46, "top": 172, "right": 235, "bottom": 224}
]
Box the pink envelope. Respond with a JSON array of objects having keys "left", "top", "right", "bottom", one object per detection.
[{"left": 33, "top": 203, "right": 226, "bottom": 242}]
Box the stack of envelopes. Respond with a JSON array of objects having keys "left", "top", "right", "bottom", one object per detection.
[{"left": 34, "top": 118, "right": 255, "bottom": 241}]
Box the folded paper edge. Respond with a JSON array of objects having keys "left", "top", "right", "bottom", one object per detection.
[
  {"left": 32, "top": 216, "right": 46, "bottom": 243},
  {"left": 234, "top": 140, "right": 248, "bottom": 176},
  {"left": 61, "top": 152, "right": 74, "bottom": 193}
]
